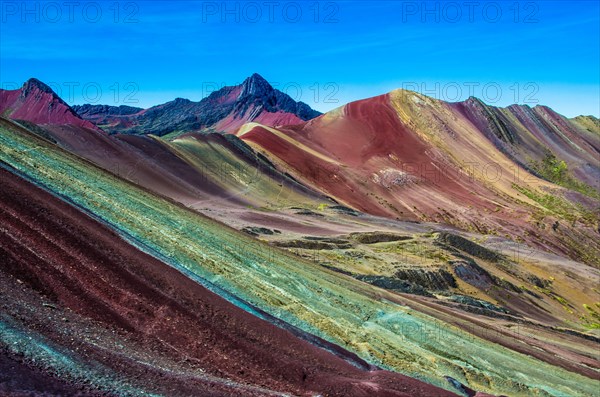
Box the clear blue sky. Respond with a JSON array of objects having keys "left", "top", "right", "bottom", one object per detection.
[{"left": 1, "top": 1, "right": 598, "bottom": 117}]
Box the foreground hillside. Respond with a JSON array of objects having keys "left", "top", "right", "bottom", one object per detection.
[
  {"left": 2, "top": 160, "right": 459, "bottom": 397},
  {"left": 1, "top": 116, "right": 599, "bottom": 396}
]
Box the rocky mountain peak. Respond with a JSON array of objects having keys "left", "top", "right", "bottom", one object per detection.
[
  {"left": 240, "top": 73, "right": 274, "bottom": 98},
  {"left": 21, "top": 78, "right": 59, "bottom": 98}
]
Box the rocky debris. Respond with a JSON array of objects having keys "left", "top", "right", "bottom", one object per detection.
[
  {"left": 371, "top": 168, "right": 419, "bottom": 188},
  {"left": 303, "top": 236, "right": 352, "bottom": 245},
  {"left": 295, "top": 209, "right": 324, "bottom": 217},
  {"left": 491, "top": 275, "right": 522, "bottom": 294},
  {"left": 329, "top": 205, "right": 360, "bottom": 216},
  {"left": 394, "top": 268, "right": 457, "bottom": 290},
  {"left": 448, "top": 257, "right": 522, "bottom": 294},
  {"left": 437, "top": 232, "right": 503, "bottom": 262},
  {"left": 450, "top": 258, "right": 494, "bottom": 289},
  {"left": 241, "top": 226, "right": 281, "bottom": 236},
  {"left": 350, "top": 232, "right": 412, "bottom": 244},
  {"left": 445, "top": 375, "right": 506, "bottom": 397},
  {"left": 273, "top": 239, "right": 352, "bottom": 250},
  {"left": 446, "top": 295, "right": 510, "bottom": 314},
  {"left": 355, "top": 275, "right": 434, "bottom": 297},
  {"left": 527, "top": 274, "right": 552, "bottom": 289},
  {"left": 320, "top": 264, "right": 355, "bottom": 277},
  {"left": 317, "top": 264, "right": 437, "bottom": 297}
]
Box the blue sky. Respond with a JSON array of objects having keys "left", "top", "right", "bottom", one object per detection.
[{"left": 1, "top": 1, "right": 598, "bottom": 117}]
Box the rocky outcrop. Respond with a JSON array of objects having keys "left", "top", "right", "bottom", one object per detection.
[
  {"left": 350, "top": 232, "right": 412, "bottom": 244},
  {"left": 394, "top": 268, "right": 457, "bottom": 290},
  {"left": 446, "top": 295, "right": 510, "bottom": 314},
  {"left": 241, "top": 226, "right": 282, "bottom": 236},
  {"left": 273, "top": 238, "right": 352, "bottom": 250},
  {"left": 355, "top": 275, "right": 434, "bottom": 297},
  {"left": 329, "top": 205, "right": 360, "bottom": 216},
  {"left": 437, "top": 233, "right": 503, "bottom": 262},
  {"left": 449, "top": 258, "right": 494, "bottom": 289}
]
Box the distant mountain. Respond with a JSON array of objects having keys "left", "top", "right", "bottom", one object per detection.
[
  {"left": 0, "top": 78, "right": 99, "bottom": 131},
  {"left": 72, "top": 73, "right": 321, "bottom": 135},
  {"left": 72, "top": 104, "right": 144, "bottom": 127}
]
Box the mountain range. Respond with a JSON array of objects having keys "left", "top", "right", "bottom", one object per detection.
[
  {"left": 0, "top": 74, "right": 599, "bottom": 397},
  {"left": 71, "top": 73, "right": 321, "bottom": 136}
]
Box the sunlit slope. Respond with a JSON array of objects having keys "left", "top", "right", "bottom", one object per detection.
[
  {"left": 452, "top": 99, "right": 600, "bottom": 189},
  {"left": 165, "top": 133, "right": 323, "bottom": 209},
  {"left": 237, "top": 91, "right": 600, "bottom": 266},
  {"left": 1, "top": 118, "right": 598, "bottom": 396},
  {"left": 15, "top": 118, "right": 325, "bottom": 212}
]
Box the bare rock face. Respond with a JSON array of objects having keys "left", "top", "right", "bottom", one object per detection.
[
  {"left": 436, "top": 232, "right": 503, "bottom": 262},
  {"left": 394, "top": 268, "right": 458, "bottom": 291}
]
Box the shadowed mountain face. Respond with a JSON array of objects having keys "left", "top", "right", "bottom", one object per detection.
[{"left": 70, "top": 73, "right": 321, "bottom": 135}]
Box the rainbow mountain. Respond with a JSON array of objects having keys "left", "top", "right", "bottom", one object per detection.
[{"left": 0, "top": 75, "right": 598, "bottom": 397}]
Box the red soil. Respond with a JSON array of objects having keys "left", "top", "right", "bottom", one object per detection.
[
  {"left": 0, "top": 85, "right": 98, "bottom": 130},
  {"left": 240, "top": 94, "right": 494, "bottom": 220}
]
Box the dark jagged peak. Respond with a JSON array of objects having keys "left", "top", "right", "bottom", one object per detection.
[
  {"left": 70, "top": 74, "right": 322, "bottom": 134},
  {"left": 295, "top": 101, "right": 322, "bottom": 121},
  {"left": 236, "top": 73, "right": 321, "bottom": 120},
  {"left": 240, "top": 73, "right": 274, "bottom": 98}
]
